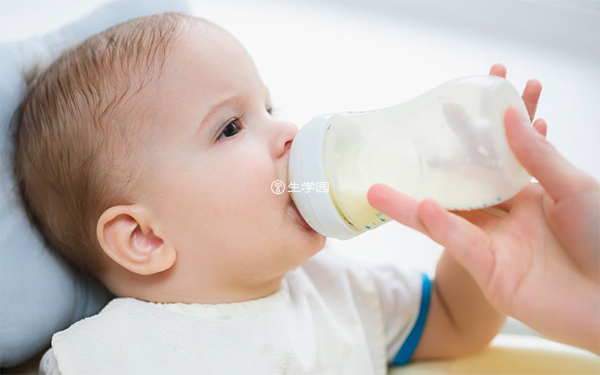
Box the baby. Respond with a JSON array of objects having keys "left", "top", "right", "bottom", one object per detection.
[{"left": 15, "top": 13, "right": 507, "bottom": 374}]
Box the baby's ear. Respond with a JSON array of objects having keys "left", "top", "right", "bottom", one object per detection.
[{"left": 96, "top": 205, "right": 176, "bottom": 275}]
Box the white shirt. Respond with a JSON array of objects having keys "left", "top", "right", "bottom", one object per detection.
[{"left": 42, "top": 249, "right": 431, "bottom": 375}]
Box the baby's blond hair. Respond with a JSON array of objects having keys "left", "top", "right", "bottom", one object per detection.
[{"left": 14, "top": 12, "right": 201, "bottom": 278}]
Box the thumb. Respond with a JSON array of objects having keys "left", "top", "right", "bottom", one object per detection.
[{"left": 504, "top": 106, "right": 588, "bottom": 202}]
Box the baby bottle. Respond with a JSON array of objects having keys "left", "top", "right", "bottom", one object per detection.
[{"left": 288, "top": 75, "right": 532, "bottom": 240}]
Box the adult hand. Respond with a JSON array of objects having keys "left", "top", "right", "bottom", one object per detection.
[{"left": 368, "top": 64, "right": 600, "bottom": 354}]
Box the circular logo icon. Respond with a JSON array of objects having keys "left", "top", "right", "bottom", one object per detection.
[{"left": 271, "top": 180, "right": 286, "bottom": 195}]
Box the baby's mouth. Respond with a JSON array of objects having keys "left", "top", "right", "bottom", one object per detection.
[{"left": 287, "top": 199, "right": 313, "bottom": 232}]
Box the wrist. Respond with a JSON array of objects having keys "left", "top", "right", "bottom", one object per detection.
[
  {"left": 436, "top": 251, "right": 506, "bottom": 345},
  {"left": 590, "top": 285, "right": 600, "bottom": 355},
  {"left": 577, "top": 280, "right": 600, "bottom": 354}
]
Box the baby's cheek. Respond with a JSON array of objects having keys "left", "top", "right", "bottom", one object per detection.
[
  {"left": 222, "top": 156, "right": 273, "bottom": 195},
  {"left": 204, "top": 151, "right": 280, "bottom": 221},
  {"left": 233, "top": 172, "right": 281, "bottom": 219}
]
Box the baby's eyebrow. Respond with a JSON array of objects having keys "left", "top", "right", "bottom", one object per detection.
[
  {"left": 195, "top": 87, "right": 272, "bottom": 136},
  {"left": 195, "top": 94, "right": 244, "bottom": 135}
]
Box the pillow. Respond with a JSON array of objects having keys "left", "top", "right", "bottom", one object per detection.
[{"left": 0, "top": 0, "right": 192, "bottom": 367}]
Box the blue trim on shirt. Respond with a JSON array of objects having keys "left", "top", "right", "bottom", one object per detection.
[{"left": 392, "top": 273, "right": 432, "bottom": 366}]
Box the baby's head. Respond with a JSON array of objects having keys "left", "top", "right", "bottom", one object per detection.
[{"left": 15, "top": 13, "right": 325, "bottom": 303}]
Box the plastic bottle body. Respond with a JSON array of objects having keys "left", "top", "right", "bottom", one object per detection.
[{"left": 323, "top": 75, "right": 532, "bottom": 232}]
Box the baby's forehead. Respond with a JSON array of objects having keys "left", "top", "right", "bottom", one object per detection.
[
  {"left": 158, "top": 26, "right": 264, "bottom": 95},
  {"left": 131, "top": 23, "right": 267, "bottom": 136},
  {"left": 173, "top": 24, "right": 253, "bottom": 67}
]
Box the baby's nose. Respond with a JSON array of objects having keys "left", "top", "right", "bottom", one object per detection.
[
  {"left": 284, "top": 138, "right": 293, "bottom": 155},
  {"left": 282, "top": 121, "right": 298, "bottom": 149},
  {"left": 284, "top": 120, "right": 299, "bottom": 138},
  {"left": 271, "top": 120, "right": 298, "bottom": 159}
]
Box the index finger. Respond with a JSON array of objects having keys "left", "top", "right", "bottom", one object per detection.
[{"left": 367, "top": 183, "right": 426, "bottom": 233}]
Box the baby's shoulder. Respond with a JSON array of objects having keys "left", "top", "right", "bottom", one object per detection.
[
  {"left": 295, "top": 249, "right": 421, "bottom": 305},
  {"left": 50, "top": 298, "right": 155, "bottom": 347},
  {"left": 49, "top": 297, "right": 197, "bottom": 373},
  {"left": 292, "top": 250, "right": 380, "bottom": 301},
  {"left": 301, "top": 248, "right": 367, "bottom": 273}
]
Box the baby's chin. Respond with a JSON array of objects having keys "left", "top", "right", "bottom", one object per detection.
[
  {"left": 297, "top": 230, "right": 327, "bottom": 259},
  {"left": 309, "top": 234, "right": 327, "bottom": 254}
]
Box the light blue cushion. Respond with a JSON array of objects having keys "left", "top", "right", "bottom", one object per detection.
[{"left": 0, "top": 0, "right": 191, "bottom": 366}]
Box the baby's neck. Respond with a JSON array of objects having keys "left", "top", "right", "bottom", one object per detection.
[{"left": 103, "top": 267, "right": 285, "bottom": 305}]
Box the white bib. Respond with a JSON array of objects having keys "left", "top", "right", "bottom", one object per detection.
[{"left": 51, "top": 251, "right": 424, "bottom": 375}]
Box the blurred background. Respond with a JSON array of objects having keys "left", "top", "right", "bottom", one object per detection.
[{"left": 1, "top": 0, "right": 598, "bottom": 341}]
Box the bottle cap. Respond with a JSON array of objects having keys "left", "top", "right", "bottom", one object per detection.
[{"left": 288, "top": 114, "right": 364, "bottom": 240}]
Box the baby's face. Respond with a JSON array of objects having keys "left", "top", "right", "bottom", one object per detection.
[{"left": 127, "top": 25, "right": 326, "bottom": 300}]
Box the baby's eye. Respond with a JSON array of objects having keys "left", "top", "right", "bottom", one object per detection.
[{"left": 216, "top": 119, "right": 241, "bottom": 141}]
